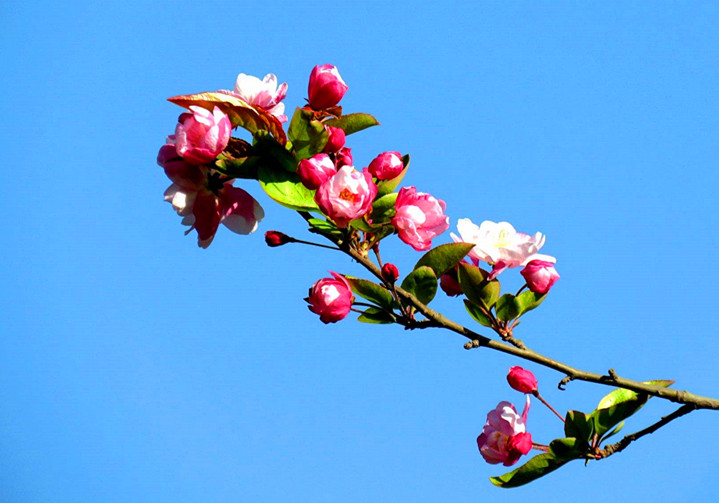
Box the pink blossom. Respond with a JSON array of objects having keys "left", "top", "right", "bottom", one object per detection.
[
  {"left": 520, "top": 259, "right": 560, "bottom": 294},
  {"left": 232, "top": 72, "right": 288, "bottom": 122},
  {"left": 381, "top": 263, "right": 399, "bottom": 283},
  {"left": 391, "top": 187, "right": 450, "bottom": 251},
  {"left": 315, "top": 166, "right": 377, "bottom": 228},
  {"left": 451, "top": 219, "right": 546, "bottom": 279},
  {"left": 507, "top": 366, "right": 538, "bottom": 394},
  {"left": 306, "top": 272, "right": 354, "bottom": 324},
  {"left": 307, "top": 64, "right": 348, "bottom": 110},
  {"left": 174, "top": 106, "right": 231, "bottom": 165},
  {"left": 323, "top": 126, "right": 346, "bottom": 153},
  {"left": 297, "top": 153, "right": 337, "bottom": 190},
  {"left": 477, "top": 397, "right": 532, "bottom": 466},
  {"left": 334, "top": 147, "right": 353, "bottom": 169},
  {"left": 158, "top": 144, "right": 264, "bottom": 248},
  {"left": 368, "top": 151, "right": 404, "bottom": 180}
]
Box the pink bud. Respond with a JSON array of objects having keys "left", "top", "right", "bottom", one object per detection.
[
  {"left": 307, "top": 64, "right": 348, "bottom": 110},
  {"left": 439, "top": 267, "right": 463, "bottom": 297},
  {"left": 323, "top": 126, "right": 346, "bottom": 153},
  {"left": 265, "top": 230, "right": 292, "bottom": 247},
  {"left": 297, "top": 153, "right": 337, "bottom": 190},
  {"left": 306, "top": 272, "right": 354, "bottom": 323},
  {"left": 520, "top": 260, "right": 560, "bottom": 294},
  {"left": 334, "top": 147, "right": 353, "bottom": 169},
  {"left": 391, "top": 187, "right": 450, "bottom": 251},
  {"left": 381, "top": 263, "right": 399, "bottom": 283},
  {"left": 507, "top": 366, "right": 538, "bottom": 394},
  {"left": 174, "top": 106, "right": 231, "bottom": 164},
  {"left": 315, "top": 166, "right": 377, "bottom": 228},
  {"left": 368, "top": 151, "right": 404, "bottom": 180}
]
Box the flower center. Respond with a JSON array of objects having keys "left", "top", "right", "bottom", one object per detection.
[{"left": 339, "top": 188, "right": 359, "bottom": 203}]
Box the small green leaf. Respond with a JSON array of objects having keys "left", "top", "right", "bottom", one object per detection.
[
  {"left": 287, "top": 107, "right": 328, "bottom": 159},
  {"left": 324, "top": 113, "right": 380, "bottom": 135},
  {"left": 515, "top": 290, "right": 547, "bottom": 316},
  {"left": 463, "top": 300, "right": 493, "bottom": 327},
  {"left": 548, "top": 437, "right": 583, "bottom": 461},
  {"left": 414, "top": 243, "right": 475, "bottom": 278},
  {"left": 358, "top": 307, "right": 395, "bottom": 324},
  {"left": 490, "top": 452, "right": 573, "bottom": 488},
  {"left": 376, "top": 154, "right": 410, "bottom": 197},
  {"left": 457, "top": 262, "right": 499, "bottom": 309},
  {"left": 258, "top": 165, "right": 318, "bottom": 211},
  {"left": 344, "top": 276, "right": 395, "bottom": 311},
  {"left": 564, "top": 411, "right": 594, "bottom": 446},
  {"left": 600, "top": 421, "right": 625, "bottom": 443},
  {"left": 400, "top": 266, "right": 437, "bottom": 305},
  {"left": 496, "top": 293, "right": 520, "bottom": 322},
  {"left": 597, "top": 380, "right": 674, "bottom": 410},
  {"left": 349, "top": 218, "right": 374, "bottom": 232},
  {"left": 307, "top": 218, "right": 343, "bottom": 239},
  {"left": 369, "top": 193, "right": 398, "bottom": 224}
]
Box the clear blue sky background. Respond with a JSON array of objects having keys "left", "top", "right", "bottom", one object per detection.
[{"left": 2, "top": 1, "right": 718, "bottom": 502}]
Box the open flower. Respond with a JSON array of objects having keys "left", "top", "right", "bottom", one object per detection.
[
  {"left": 158, "top": 144, "right": 264, "bottom": 247},
  {"left": 392, "top": 187, "right": 450, "bottom": 251},
  {"left": 232, "top": 72, "right": 288, "bottom": 122},
  {"left": 477, "top": 396, "right": 532, "bottom": 466},
  {"left": 451, "top": 219, "right": 546, "bottom": 279},
  {"left": 174, "top": 106, "right": 231, "bottom": 165},
  {"left": 306, "top": 272, "right": 354, "bottom": 323},
  {"left": 315, "top": 165, "right": 377, "bottom": 228}
]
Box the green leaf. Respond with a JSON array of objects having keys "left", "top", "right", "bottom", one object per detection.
[
  {"left": 307, "top": 218, "right": 343, "bottom": 239},
  {"left": 400, "top": 266, "right": 438, "bottom": 305},
  {"left": 564, "top": 411, "right": 594, "bottom": 446},
  {"left": 496, "top": 293, "right": 520, "bottom": 322},
  {"left": 515, "top": 290, "right": 547, "bottom": 316},
  {"left": 596, "top": 380, "right": 674, "bottom": 410},
  {"left": 349, "top": 218, "right": 374, "bottom": 232},
  {"left": 168, "top": 91, "right": 287, "bottom": 145},
  {"left": 490, "top": 452, "right": 573, "bottom": 488},
  {"left": 287, "top": 107, "right": 328, "bottom": 160},
  {"left": 358, "top": 307, "right": 395, "bottom": 324},
  {"left": 457, "top": 263, "right": 500, "bottom": 309},
  {"left": 600, "top": 421, "right": 625, "bottom": 443},
  {"left": 369, "top": 193, "right": 398, "bottom": 224},
  {"left": 414, "top": 242, "right": 475, "bottom": 278},
  {"left": 258, "top": 165, "right": 318, "bottom": 211},
  {"left": 464, "top": 300, "right": 493, "bottom": 327},
  {"left": 376, "top": 154, "right": 410, "bottom": 197},
  {"left": 548, "top": 437, "right": 583, "bottom": 461},
  {"left": 344, "top": 276, "right": 395, "bottom": 311},
  {"left": 324, "top": 113, "right": 380, "bottom": 135}
]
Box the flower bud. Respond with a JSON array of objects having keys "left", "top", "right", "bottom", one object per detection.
[
  {"left": 174, "top": 106, "right": 231, "bottom": 164},
  {"left": 439, "top": 267, "right": 463, "bottom": 297},
  {"left": 334, "top": 147, "right": 353, "bottom": 169},
  {"left": 507, "top": 366, "right": 538, "bottom": 394},
  {"left": 381, "top": 263, "right": 399, "bottom": 283},
  {"left": 306, "top": 272, "right": 354, "bottom": 324},
  {"left": 315, "top": 166, "right": 377, "bottom": 228},
  {"left": 307, "top": 64, "right": 348, "bottom": 110},
  {"left": 323, "top": 126, "right": 346, "bottom": 153},
  {"left": 520, "top": 259, "right": 560, "bottom": 294},
  {"left": 297, "top": 153, "right": 337, "bottom": 190},
  {"left": 391, "top": 187, "right": 450, "bottom": 251},
  {"left": 265, "top": 230, "right": 292, "bottom": 247},
  {"left": 368, "top": 151, "right": 404, "bottom": 180}
]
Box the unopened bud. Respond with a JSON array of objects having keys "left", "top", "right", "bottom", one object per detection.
[
  {"left": 381, "top": 263, "right": 399, "bottom": 283},
  {"left": 507, "top": 366, "right": 538, "bottom": 394},
  {"left": 265, "top": 230, "right": 292, "bottom": 247}
]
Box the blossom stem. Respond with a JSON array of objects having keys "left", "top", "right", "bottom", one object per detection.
[
  {"left": 531, "top": 442, "right": 549, "bottom": 452},
  {"left": 290, "top": 237, "right": 341, "bottom": 251},
  {"left": 534, "top": 392, "right": 565, "bottom": 422}
]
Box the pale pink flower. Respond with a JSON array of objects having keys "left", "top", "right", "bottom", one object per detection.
[
  {"left": 307, "top": 64, "right": 348, "bottom": 110},
  {"left": 232, "top": 72, "right": 288, "bottom": 122},
  {"left": 174, "top": 106, "right": 231, "bottom": 165},
  {"left": 477, "top": 396, "right": 532, "bottom": 466},
  {"left": 507, "top": 366, "right": 538, "bottom": 394},
  {"left": 368, "top": 151, "right": 404, "bottom": 180},
  {"left": 520, "top": 259, "right": 560, "bottom": 294},
  {"left": 297, "top": 153, "right": 337, "bottom": 190},
  {"left": 306, "top": 272, "right": 354, "bottom": 323},
  {"left": 451, "top": 219, "right": 546, "bottom": 279},
  {"left": 158, "top": 144, "right": 264, "bottom": 248},
  {"left": 391, "top": 187, "right": 450, "bottom": 251},
  {"left": 315, "top": 166, "right": 377, "bottom": 228}
]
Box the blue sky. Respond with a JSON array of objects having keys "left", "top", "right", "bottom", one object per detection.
[{"left": 2, "top": 1, "right": 718, "bottom": 501}]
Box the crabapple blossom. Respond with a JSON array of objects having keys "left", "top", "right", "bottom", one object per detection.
[
  {"left": 306, "top": 272, "right": 354, "bottom": 323},
  {"left": 232, "top": 72, "right": 288, "bottom": 122},
  {"left": 507, "top": 366, "right": 539, "bottom": 394},
  {"left": 315, "top": 166, "right": 377, "bottom": 228},
  {"left": 334, "top": 147, "right": 353, "bottom": 168},
  {"left": 451, "top": 219, "right": 546, "bottom": 279},
  {"left": 323, "top": 126, "right": 346, "bottom": 153},
  {"left": 391, "top": 187, "right": 450, "bottom": 251},
  {"left": 521, "top": 259, "right": 560, "bottom": 294},
  {"left": 381, "top": 263, "right": 400, "bottom": 283},
  {"left": 264, "top": 230, "right": 291, "bottom": 247},
  {"left": 477, "top": 396, "right": 532, "bottom": 466},
  {"left": 297, "top": 153, "right": 337, "bottom": 190},
  {"left": 368, "top": 151, "right": 404, "bottom": 180},
  {"left": 307, "top": 64, "right": 348, "bottom": 110},
  {"left": 174, "top": 106, "right": 231, "bottom": 165}
]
